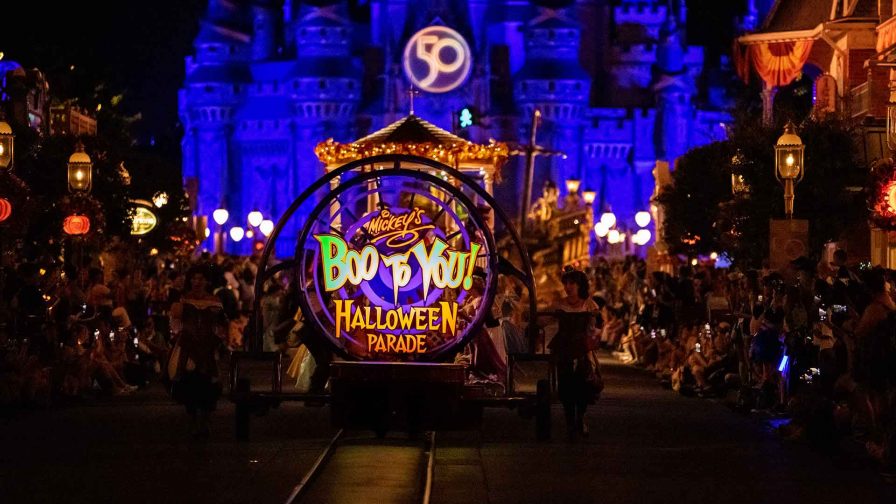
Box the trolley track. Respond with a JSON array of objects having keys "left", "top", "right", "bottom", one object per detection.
[{"left": 284, "top": 429, "right": 438, "bottom": 504}]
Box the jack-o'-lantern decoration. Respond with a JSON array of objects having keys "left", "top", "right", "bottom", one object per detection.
[
  {"left": 0, "top": 197, "right": 11, "bottom": 223},
  {"left": 870, "top": 158, "right": 896, "bottom": 231},
  {"left": 63, "top": 214, "right": 91, "bottom": 236}
]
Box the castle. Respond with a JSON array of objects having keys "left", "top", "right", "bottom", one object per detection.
[{"left": 179, "top": 0, "right": 736, "bottom": 254}]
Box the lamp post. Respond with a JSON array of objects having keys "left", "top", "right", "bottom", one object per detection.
[
  {"left": 67, "top": 142, "right": 93, "bottom": 194},
  {"left": 774, "top": 121, "right": 804, "bottom": 219},
  {"left": 212, "top": 207, "right": 229, "bottom": 255},
  {"left": 0, "top": 120, "right": 13, "bottom": 171}
]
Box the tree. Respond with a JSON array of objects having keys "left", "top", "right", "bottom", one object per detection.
[{"left": 659, "top": 112, "right": 868, "bottom": 269}]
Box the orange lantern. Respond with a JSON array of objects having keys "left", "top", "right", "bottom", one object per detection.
[
  {"left": 0, "top": 197, "right": 11, "bottom": 223},
  {"left": 63, "top": 214, "right": 91, "bottom": 235}
]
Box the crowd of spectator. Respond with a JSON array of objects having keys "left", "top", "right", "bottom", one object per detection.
[
  {"left": 580, "top": 251, "right": 896, "bottom": 475},
  {"left": 4, "top": 245, "right": 896, "bottom": 472},
  {"left": 0, "top": 252, "right": 260, "bottom": 406}
]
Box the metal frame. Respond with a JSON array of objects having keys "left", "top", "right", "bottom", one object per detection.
[{"left": 252, "top": 154, "right": 538, "bottom": 357}]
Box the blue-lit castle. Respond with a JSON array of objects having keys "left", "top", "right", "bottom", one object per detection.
[{"left": 180, "top": 0, "right": 732, "bottom": 254}]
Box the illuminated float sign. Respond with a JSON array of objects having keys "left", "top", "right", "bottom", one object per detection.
[
  {"left": 403, "top": 26, "right": 472, "bottom": 93},
  {"left": 296, "top": 166, "right": 497, "bottom": 362},
  {"left": 314, "top": 207, "right": 481, "bottom": 355}
]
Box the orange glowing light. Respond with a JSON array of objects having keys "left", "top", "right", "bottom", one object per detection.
[
  {"left": 63, "top": 214, "right": 91, "bottom": 235},
  {"left": 0, "top": 197, "right": 11, "bottom": 223}
]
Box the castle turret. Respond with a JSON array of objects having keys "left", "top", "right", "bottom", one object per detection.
[
  {"left": 514, "top": 2, "right": 590, "bottom": 203},
  {"left": 653, "top": 11, "right": 695, "bottom": 163},
  {"left": 251, "top": 1, "right": 279, "bottom": 61},
  {"left": 179, "top": 0, "right": 251, "bottom": 250}
]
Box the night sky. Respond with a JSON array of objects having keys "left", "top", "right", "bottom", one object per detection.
[{"left": 0, "top": 0, "right": 739, "bottom": 155}]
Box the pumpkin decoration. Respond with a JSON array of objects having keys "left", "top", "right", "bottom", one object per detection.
[
  {"left": 63, "top": 214, "right": 91, "bottom": 236},
  {"left": 0, "top": 197, "right": 11, "bottom": 223},
  {"left": 869, "top": 158, "right": 896, "bottom": 231}
]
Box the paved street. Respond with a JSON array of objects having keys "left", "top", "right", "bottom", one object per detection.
[{"left": 1, "top": 356, "right": 894, "bottom": 504}]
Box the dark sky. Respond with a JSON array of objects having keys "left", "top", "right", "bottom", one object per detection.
[
  {"left": 1, "top": 0, "right": 206, "bottom": 148},
  {"left": 1, "top": 0, "right": 739, "bottom": 150}
]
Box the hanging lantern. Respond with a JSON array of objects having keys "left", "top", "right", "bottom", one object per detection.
[
  {"left": 63, "top": 214, "right": 91, "bottom": 235},
  {"left": 0, "top": 197, "right": 11, "bottom": 222},
  {"left": 0, "top": 120, "right": 13, "bottom": 171},
  {"left": 67, "top": 143, "right": 93, "bottom": 193}
]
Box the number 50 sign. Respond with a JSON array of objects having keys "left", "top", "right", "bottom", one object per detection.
[{"left": 403, "top": 26, "right": 472, "bottom": 94}]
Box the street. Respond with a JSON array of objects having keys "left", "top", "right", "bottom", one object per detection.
[{"left": 1, "top": 356, "right": 893, "bottom": 504}]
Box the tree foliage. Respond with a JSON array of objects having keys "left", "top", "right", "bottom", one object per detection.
[{"left": 659, "top": 112, "right": 868, "bottom": 268}]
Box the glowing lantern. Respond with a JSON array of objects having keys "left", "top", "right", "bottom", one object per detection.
[
  {"left": 0, "top": 197, "right": 11, "bottom": 222},
  {"left": 260, "top": 219, "right": 274, "bottom": 237},
  {"left": 247, "top": 210, "right": 263, "bottom": 228},
  {"left": 600, "top": 211, "right": 616, "bottom": 228},
  {"left": 565, "top": 179, "right": 581, "bottom": 194},
  {"left": 67, "top": 143, "right": 93, "bottom": 193},
  {"left": 774, "top": 121, "right": 804, "bottom": 219},
  {"left": 229, "top": 227, "right": 245, "bottom": 242},
  {"left": 213, "top": 208, "right": 229, "bottom": 226},
  {"left": 0, "top": 120, "right": 13, "bottom": 170},
  {"left": 633, "top": 229, "right": 651, "bottom": 245},
  {"left": 635, "top": 211, "right": 651, "bottom": 228},
  {"left": 63, "top": 215, "right": 91, "bottom": 235},
  {"left": 582, "top": 189, "right": 596, "bottom": 205},
  {"left": 152, "top": 191, "right": 169, "bottom": 208},
  {"left": 594, "top": 221, "right": 610, "bottom": 238}
]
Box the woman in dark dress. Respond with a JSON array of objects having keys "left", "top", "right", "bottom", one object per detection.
[
  {"left": 169, "top": 267, "right": 228, "bottom": 439},
  {"left": 549, "top": 269, "right": 600, "bottom": 440}
]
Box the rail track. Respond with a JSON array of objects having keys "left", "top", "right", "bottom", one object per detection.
[{"left": 284, "top": 429, "right": 438, "bottom": 504}]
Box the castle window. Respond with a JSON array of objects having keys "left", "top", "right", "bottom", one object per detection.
[
  {"left": 347, "top": 81, "right": 355, "bottom": 90},
  {"left": 548, "top": 30, "right": 555, "bottom": 41},
  {"left": 548, "top": 81, "right": 555, "bottom": 92},
  {"left": 319, "top": 79, "right": 326, "bottom": 89}
]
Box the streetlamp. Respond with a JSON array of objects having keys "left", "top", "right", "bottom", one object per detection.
[
  {"left": 635, "top": 211, "right": 651, "bottom": 228},
  {"left": 599, "top": 210, "right": 616, "bottom": 228},
  {"left": 247, "top": 209, "right": 263, "bottom": 228},
  {"left": 774, "top": 121, "right": 804, "bottom": 219},
  {"left": 212, "top": 207, "right": 229, "bottom": 255},
  {"left": 582, "top": 189, "right": 596, "bottom": 205},
  {"left": 259, "top": 219, "right": 274, "bottom": 237},
  {"left": 67, "top": 142, "right": 93, "bottom": 194},
  {"left": 0, "top": 120, "right": 13, "bottom": 171}
]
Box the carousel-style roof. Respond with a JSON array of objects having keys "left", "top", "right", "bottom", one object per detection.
[{"left": 314, "top": 114, "right": 509, "bottom": 175}]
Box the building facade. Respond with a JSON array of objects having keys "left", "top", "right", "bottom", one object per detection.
[{"left": 180, "top": 0, "right": 734, "bottom": 254}]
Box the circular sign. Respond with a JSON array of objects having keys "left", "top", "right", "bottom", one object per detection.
[
  {"left": 403, "top": 26, "right": 472, "bottom": 94},
  {"left": 296, "top": 167, "right": 497, "bottom": 362},
  {"left": 131, "top": 206, "right": 158, "bottom": 235}
]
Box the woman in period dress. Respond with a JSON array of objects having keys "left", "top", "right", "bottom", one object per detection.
[
  {"left": 549, "top": 268, "right": 601, "bottom": 440},
  {"left": 169, "top": 267, "right": 228, "bottom": 439}
]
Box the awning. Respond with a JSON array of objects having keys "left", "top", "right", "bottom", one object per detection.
[{"left": 735, "top": 36, "right": 816, "bottom": 88}]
